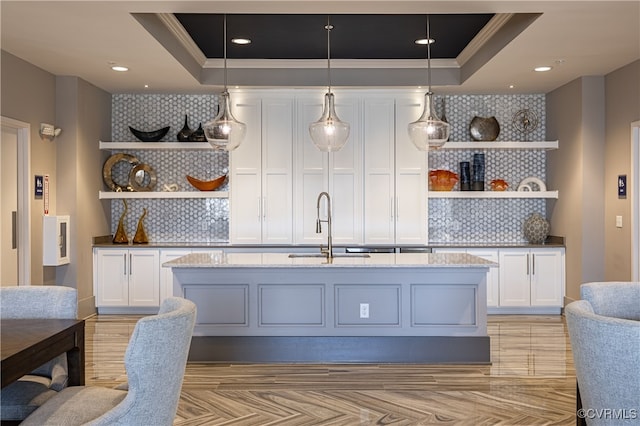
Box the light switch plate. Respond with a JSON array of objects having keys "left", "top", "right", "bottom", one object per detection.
[{"left": 616, "top": 215, "right": 623, "bottom": 228}]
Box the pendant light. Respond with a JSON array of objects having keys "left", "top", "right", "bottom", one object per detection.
[
  {"left": 407, "top": 15, "right": 450, "bottom": 151},
  {"left": 203, "top": 14, "right": 246, "bottom": 151},
  {"left": 309, "top": 16, "right": 350, "bottom": 152}
]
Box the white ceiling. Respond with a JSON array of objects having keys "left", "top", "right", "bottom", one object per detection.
[{"left": 1, "top": 1, "right": 639, "bottom": 95}]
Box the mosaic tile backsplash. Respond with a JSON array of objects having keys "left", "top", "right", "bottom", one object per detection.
[{"left": 111, "top": 92, "right": 547, "bottom": 244}]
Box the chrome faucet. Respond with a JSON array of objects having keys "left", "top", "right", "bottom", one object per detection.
[{"left": 316, "top": 191, "right": 333, "bottom": 258}]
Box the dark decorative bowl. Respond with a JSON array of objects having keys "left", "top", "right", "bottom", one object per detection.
[{"left": 129, "top": 126, "right": 170, "bottom": 142}]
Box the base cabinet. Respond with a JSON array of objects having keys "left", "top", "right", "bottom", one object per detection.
[
  {"left": 499, "top": 248, "right": 565, "bottom": 310},
  {"left": 94, "top": 248, "right": 160, "bottom": 311},
  {"left": 434, "top": 246, "right": 565, "bottom": 313}
]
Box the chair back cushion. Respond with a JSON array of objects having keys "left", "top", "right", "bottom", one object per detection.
[
  {"left": 0, "top": 286, "right": 77, "bottom": 319},
  {"left": 88, "top": 297, "right": 196, "bottom": 425},
  {"left": 565, "top": 299, "right": 640, "bottom": 425},
  {"left": 581, "top": 281, "right": 640, "bottom": 320}
]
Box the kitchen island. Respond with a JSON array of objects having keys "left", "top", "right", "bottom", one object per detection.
[{"left": 164, "top": 252, "right": 496, "bottom": 363}]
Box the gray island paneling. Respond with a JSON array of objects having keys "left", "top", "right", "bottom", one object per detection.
[{"left": 165, "top": 252, "right": 496, "bottom": 363}]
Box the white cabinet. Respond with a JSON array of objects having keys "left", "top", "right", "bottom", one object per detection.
[
  {"left": 394, "top": 95, "right": 428, "bottom": 244},
  {"left": 433, "top": 247, "right": 499, "bottom": 307},
  {"left": 362, "top": 95, "right": 428, "bottom": 245},
  {"left": 94, "top": 248, "right": 160, "bottom": 310},
  {"left": 295, "top": 92, "right": 362, "bottom": 245},
  {"left": 230, "top": 93, "right": 294, "bottom": 244},
  {"left": 160, "top": 249, "right": 222, "bottom": 303},
  {"left": 499, "top": 248, "right": 565, "bottom": 309}
]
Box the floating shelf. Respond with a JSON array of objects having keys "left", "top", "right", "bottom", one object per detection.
[
  {"left": 99, "top": 141, "right": 213, "bottom": 150},
  {"left": 440, "top": 141, "right": 558, "bottom": 150},
  {"left": 99, "top": 191, "right": 229, "bottom": 200},
  {"left": 428, "top": 191, "right": 559, "bottom": 199}
]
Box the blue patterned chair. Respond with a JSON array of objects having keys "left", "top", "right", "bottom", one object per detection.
[
  {"left": 22, "top": 297, "right": 196, "bottom": 426},
  {"left": 0, "top": 285, "right": 78, "bottom": 424},
  {"left": 565, "top": 282, "right": 640, "bottom": 425}
]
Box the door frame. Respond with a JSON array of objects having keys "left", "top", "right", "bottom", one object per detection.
[
  {"left": 1, "top": 116, "right": 31, "bottom": 286},
  {"left": 632, "top": 120, "right": 639, "bottom": 281}
]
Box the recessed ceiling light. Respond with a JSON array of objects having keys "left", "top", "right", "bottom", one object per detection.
[
  {"left": 534, "top": 66, "right": 552, "bottom": 72},
  {"left": 509, "top": 84, "right": 515, "bottom": 89},
  {"left": 144, "top": 84, "right": 149, "bottom": 88},
  {"left": 111, "top": 65, "right": 129, "bottom": 72},
  {"left": 415, "top": 38, "right": 435, "bottom": 45},
  {"left": 231, "top": 38, "right": 251, "bottom": 45}
]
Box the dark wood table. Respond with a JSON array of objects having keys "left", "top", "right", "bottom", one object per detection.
[{"left": 1, "top": 318, "right": 85, "bottom": 389}]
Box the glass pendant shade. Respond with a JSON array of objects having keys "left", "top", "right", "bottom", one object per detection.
[
  {"left": 309, "top": 92, "right": 350, "bottom": 152},
  {"left": 408, "top": 92, "right": 451, "bottom": 151},
  {"left": 203, "top": 90, "right": 246, "bottom": 151}
]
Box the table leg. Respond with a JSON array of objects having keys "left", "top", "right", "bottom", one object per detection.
[{"left": 67, "top": 322, "right": 85, "bottom": 386}]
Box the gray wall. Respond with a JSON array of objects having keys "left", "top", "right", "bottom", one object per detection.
[
  {"left": 546, "top": 77, "right": 606, "bottom": 300},
  {"left": 1, "top": 51, "right": 57, "bottom": 285},
  {"left": 56, "top": 76, "right": 112, "bottom": 318},
  {"left": 547, "top": 60, "right": 640, "bottom": 301},
  {"left": 604, "top": 60, "right": 640, "bottom": 280},
  {"left": 1, "top": 50, "right": 111, "bottom": 317}
]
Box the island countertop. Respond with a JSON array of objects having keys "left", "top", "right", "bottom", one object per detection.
[{"left": 163, "top": 252, "right": 498, "bottom": 269}]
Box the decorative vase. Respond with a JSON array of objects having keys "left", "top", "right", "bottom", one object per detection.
[
  {"left": 177, "top": 115, "right": 192, "bottom": 142},
  {"left": 188, "top": 123, "right": 206, "bottom": 142},
  {"left": 523, "top": 213, "right": 550, "bottom": 244},
  {"left": 133, "top": 207, "right": 149, "bottom": 244},
  {"left": 469, "top": 116, "right": 500, "bottom": 141},
  {"left": 112, "top": 199, "right": 128, "bottom": 244}
]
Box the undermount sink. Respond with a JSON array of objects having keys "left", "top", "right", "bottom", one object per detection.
[{"left": 288, "top": 253, "right": 370, "bottom": 258}]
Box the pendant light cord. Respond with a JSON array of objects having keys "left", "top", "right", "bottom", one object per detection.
[
  {"left": 426, "top": 15, "right": 432, "bottom": 92},
  {"left": 326, "top": 15, "right": 332, "bottom": 94},
  {"left": 223, "top": 14, "right": 228, "bottom": 91}
]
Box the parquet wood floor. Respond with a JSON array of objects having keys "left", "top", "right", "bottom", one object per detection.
[{"left": 85, "top": 315, "right": 576, "bottom": 425}]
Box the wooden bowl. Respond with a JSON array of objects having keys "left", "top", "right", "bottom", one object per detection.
[{"left": 186, "top": 174, "right": 226, "bottom": 191}]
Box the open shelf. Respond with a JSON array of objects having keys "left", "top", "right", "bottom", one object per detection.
[
  {"left": 99, "top": 191, "right": 229, "bottom": 200},
  {"left": 99, "top": 141, "right": 213, "bottom": 150},
  {"left": 428, "top": 191, "right": 559, "bottom": 199},
  {"left": 440, "top": 141, "right": 558, "bottom": 150}
]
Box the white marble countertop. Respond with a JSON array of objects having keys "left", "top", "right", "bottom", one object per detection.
[{"left": 163, "top": 252, "right": 498, "bottom": 269}]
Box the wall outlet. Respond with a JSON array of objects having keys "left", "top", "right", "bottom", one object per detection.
[{"left": 359, "top": 303, "right": 369, "bottom": 319}]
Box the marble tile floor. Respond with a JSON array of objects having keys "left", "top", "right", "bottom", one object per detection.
[{"left": 85, "top": 315, "right": 577, "bottom": 425}]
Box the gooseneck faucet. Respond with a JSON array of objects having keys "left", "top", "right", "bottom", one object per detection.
[{"left": 316, "top": 191, "right": 333, "bottom": 258}]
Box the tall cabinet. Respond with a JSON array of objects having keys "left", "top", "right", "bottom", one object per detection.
[
  {"left": 363, "top": 94, "right": 427, "bottom": 245},
  {"left": 294, "top": 92, "right": 362, "bottom": 245},
  {"left": 230, "top": 93, "right": 294, "bottom": 244}
]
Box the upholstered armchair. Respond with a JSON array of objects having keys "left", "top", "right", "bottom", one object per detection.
[
  {"left": 22, "top": 297, "right": 197, "bottom": 426},
  {"left": 0, "top": 286, "right": 78, "bottom": 423},
  {"left": 565, "top": 282, "right": 640, "bottom": 426}
]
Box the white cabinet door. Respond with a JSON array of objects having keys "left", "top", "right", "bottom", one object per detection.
[
  {"left": 262, "top": 97, "right": 294, "bottom": 244},
  {"left": 499, "top": 249, "right": 531, "bottom": 306},
  {"left": 434, "top": 248, "right": 499, "bottom": 307},
  {"left": 159, "top": 249, "right": 191, "bottom": 303},
  {"left": 328, "top": 94, "right": 362, "bottom": 245},
  {"left": 395, "top": 95, "right": 427, "bottom": 245},
  {"left": 160, "top": 249, "right": 223, "bottom": 303},
  {"left": 364, "top": 97, "right": 395, "bottom": 244},
  {"left": 294, "top": 96, "right": 326, "bottom": 244},
  {"left": 95, "top": 248, "right": 159, "bottom": 307},
  {"left": 498, "top": 248, "right": 565, "bottom": 308},
  {"left": 230, "top": 96, "right": 262, "bottom": 244},
  {"left": 128, "top": 250, "right": 160, "bottom": 306},
  {"left": 530, "top": 248, "right": 564, "bottom": 306},
  {"left": 467, "top": 248, "right": 500, "bottom": 307},
  {"left": 294, "top": 93, "right": 362, "bottom": 245},
  {"left": 95, "top": 249, "right": 129, "bottom": 306},
  {"left": 231, "top": 94, "right": 294, "bottom": 244}
]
